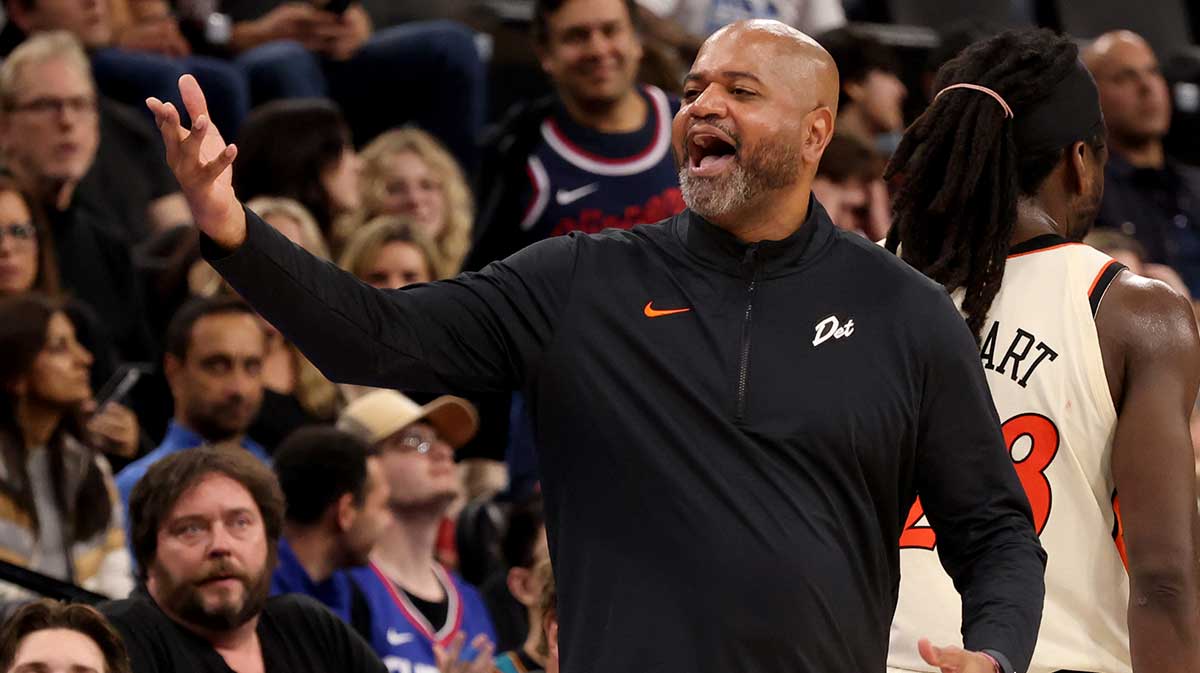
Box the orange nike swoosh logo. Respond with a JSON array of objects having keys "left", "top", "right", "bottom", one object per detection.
[{"left": 644, "top": 301, "right": 692, "bottom": 318}]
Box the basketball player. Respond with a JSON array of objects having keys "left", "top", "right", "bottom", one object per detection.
[{"left": 886, "top": 29, "right": 1200, "bottom": 673}]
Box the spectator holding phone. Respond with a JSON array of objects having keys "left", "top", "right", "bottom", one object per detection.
[
  {"left": 0, "top": 292, "right": 134, "bottom": 600},
  {"left": 0, "top": 171, "right": 141, "bottom": 463}
]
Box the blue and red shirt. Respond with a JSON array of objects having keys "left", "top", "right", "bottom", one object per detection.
[{"left": 347, "top": 562, "right": 496, "bottom": 673}]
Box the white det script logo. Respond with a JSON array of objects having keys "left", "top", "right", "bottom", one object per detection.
[
  {"left": 387, "top": 629, "right": 415, "bottom": 646},
  {"left": 555, "top": 183, "right": 599, "bottom": 205},
  {"left": 812, "top": 315, "right": 855, "bottom": 347}
]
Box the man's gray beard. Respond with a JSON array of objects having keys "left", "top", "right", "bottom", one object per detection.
[{"left": 678, "top": 140, "right": 802, "bottom": 219}]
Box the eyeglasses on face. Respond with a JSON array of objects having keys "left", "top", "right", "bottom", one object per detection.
[{"left": 0, "top": 223, "right": 35, "bottom": 244}]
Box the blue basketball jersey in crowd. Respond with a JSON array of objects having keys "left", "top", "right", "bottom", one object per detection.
[
  {"left": 517, "top": 84, "right": 684, "bottom": 244},
  {"left": 347, "top": 562, "right": 496, "bottom": 673}
]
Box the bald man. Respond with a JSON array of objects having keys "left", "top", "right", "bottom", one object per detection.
[
  {"left": 147, "top": 19, "right": 1044, "bottom": 673},
  {"left": 1084, "top": 31, "right": 1200, "bottom": 295}
]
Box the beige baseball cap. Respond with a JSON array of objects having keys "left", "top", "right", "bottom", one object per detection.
[{"left": 336, "top": 390, "right": 479, "bottom": 449}]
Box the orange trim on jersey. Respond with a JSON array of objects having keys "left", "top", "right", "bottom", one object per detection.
[{"left": 1006, "top": 241, "right": 1080, "bottom": 259}]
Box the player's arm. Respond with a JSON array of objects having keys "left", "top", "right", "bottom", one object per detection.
[{"left": 1097, "top": 274, "right": 1200, "bottom": 673}]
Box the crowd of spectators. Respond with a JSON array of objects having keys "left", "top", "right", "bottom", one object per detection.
[{"left": 0, "top": 0, "right": 1198, "bottom": 671}]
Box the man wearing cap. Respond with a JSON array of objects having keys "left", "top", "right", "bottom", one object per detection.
[{"left": 337, "top": 391, "right": 497, "bottom": 673}]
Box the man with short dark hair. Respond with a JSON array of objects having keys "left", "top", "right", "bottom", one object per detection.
[
  {"left": 101, "top": 447, "right": 386, "bottom": 673},
  {"left": 270, "top": 426, "right": 392, "bottom": 635},
  {"left": 811, "top": 133, "right": 889, "bottom": 239},
  {"left": 466, "top": 0, "right": 685, "bottom": 268},
  {"left": 115, "top": 296, "right": 268, "bottom": 512},
  {"left": 817, "top": 27, "right": 908, "bottom": 154}
]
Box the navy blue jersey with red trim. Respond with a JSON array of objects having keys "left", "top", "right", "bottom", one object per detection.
[{"left": 516, "top": 85, "right": 683, "bottom": 247}]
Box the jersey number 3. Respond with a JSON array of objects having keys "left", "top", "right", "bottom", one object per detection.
[{"left": 900, "top": 413, "right": 1060, "bottom": 550}]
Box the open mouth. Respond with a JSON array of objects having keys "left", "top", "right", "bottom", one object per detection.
[{"left": 687, "top": 129, "right": 737, "bottom": 177}]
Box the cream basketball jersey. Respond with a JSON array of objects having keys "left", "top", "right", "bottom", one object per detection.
[{"left": 888, "top": 235, "right": 1130, "bottom": 673}]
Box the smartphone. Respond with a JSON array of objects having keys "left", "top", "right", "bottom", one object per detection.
[
  {"left": 319, "top": 0, "right": 352, "bottom": 15},
  {"left": 94, "top": 363, "right": 151, "bottom": 408}
]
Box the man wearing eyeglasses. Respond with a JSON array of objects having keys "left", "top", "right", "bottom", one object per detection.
[
  {"left": 336, "top": 389, "right": 498, "bottom": 673},
  {"left": 0, "top": 31, "right": 156, "bottom": 362}
]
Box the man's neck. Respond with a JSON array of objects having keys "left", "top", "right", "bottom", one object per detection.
[
  {"left": 283, "top": 525, "right": 341, "bottom": 583},
  {"left": 372, "top": 509, "right": 444, "bottom": 599},
  {"left": 15, "top": 397, "right": 61, "bottom": 449},
  {"left": 708, "top": 187, "right": 813, "bottom": 243},
  {"left": 560, "top": 87, "right": 647, "bottom": 134},
  {"left": 520, "top": 607, "right": 547, "bottom": 667},
  {"left": 1111, "top": 135, "right": 1165, "bottom": 169},
  {"left": 174, "top": 416, "right": 244, "bottom": 448},
  {"left": 1010, "top": 198, "right": 1068, "bottom": 248}
]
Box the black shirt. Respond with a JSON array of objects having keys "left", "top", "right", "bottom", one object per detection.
[
  {"left": 49, "top": 196, "right": 157, "bottom": 362},
  {"left": 77, "top": 98, "right": 180, "bottom": 245},
  {"left": 101, "top": 593, "right": 386, "bottom": 673},
  {"left": 206, "top": 201, "right": 1046, "bottom": 673},
  {"left": 1096, "top": 151, "right": 1200, "bottom": 294}
]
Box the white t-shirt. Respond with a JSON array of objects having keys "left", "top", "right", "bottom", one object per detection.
[
  {"left": 637, "top": 0, "right": 846, "bottom": 37},
  {"left": 26, "top": 446, "right": 69, "bottom": 581}
]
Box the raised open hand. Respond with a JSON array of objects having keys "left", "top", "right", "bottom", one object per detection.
[{"left": 146, "top": 75, "right": 245, "bottom": 249}]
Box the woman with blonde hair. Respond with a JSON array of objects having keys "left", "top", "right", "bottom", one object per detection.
[
  {"left": 347, "top": 128, "right": 473, "bottom": 277},
  {"left": 189, "top": 197, "right": 342, "bottom": 450},
  {"left": 338, "top": 215, "right": 440, "bottom": 290}
]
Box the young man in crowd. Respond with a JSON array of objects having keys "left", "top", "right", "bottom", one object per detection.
[
  {"left": 817, "top": 26, "right": 908, "bottom": 155},
  {"left": 271, "top": 425, "right": 392, "bottom": 637},
  {"left": 337, "top": 390, "right": 496, "bottom": 673},
  {"left": 467, "top": 0, "right": 684, "bottom": 268},
  {"left": 101, "top": 447, "right": 386, "bottom": 673}
]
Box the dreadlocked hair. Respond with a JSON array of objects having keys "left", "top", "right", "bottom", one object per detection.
[{"left": 885, "top": 28, "right": 1083, "bottom": 341}]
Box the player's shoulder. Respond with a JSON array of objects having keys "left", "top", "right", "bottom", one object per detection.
[{"left": 1099, "top": 271, "right": 1199, "bottom": 358}]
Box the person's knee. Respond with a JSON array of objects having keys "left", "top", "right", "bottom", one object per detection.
[{"left": 237, "top": 40, "right": 324, "bottom": 98}]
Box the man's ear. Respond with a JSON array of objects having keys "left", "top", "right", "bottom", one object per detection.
[
  {"left": 802, "top": 107, "right": 836, "bottom": 165},
  {"left": 1067, "top": 140, "right": 1091, "bottom": 196},
  {"left": 507, "top": 565, "right": 536, "bottom": 606},
  {"left": 335, "top": 492, "right": 357, "bottom": 532}
]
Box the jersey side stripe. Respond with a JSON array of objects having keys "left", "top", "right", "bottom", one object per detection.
[{"left": 1088, "top": 261, "right": 1128, "bottom": 317}]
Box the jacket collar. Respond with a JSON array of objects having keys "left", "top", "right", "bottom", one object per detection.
[{"left": 674, "top": 194, "right": 835, "bottom": 278}]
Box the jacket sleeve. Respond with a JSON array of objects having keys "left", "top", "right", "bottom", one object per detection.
[
  {"left": 205, "top": 207, "right": 578, "bottom": 394},
  {"left": 912, "top": 290, "right": 1047, "bottom": 673}
]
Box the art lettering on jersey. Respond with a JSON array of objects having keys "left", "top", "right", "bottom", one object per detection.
[
  {"left": 979, "top": 319, "right": 1060, "bottom": 388},
  {"left": 347, "top": 563, "right": 496, "bottom": 673}
]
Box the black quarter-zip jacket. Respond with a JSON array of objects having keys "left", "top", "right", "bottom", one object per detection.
[{"left": 206, "top": 199, "right": 1045, "bottom": 673}]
